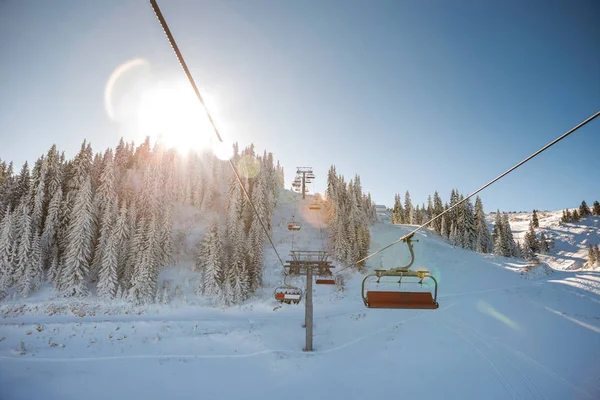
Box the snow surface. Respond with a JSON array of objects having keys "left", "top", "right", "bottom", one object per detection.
[
  {"left": 1, "top": 191, "right": 599, "bottom": 400},
  {"left": 492, "top": 210, "right": 600, "bottom": 271}
]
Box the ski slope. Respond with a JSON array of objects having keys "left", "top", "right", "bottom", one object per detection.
[{"left": 1, "top": 190, "right": 599, "bottom": 400}]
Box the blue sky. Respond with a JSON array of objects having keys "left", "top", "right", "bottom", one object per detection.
[{"left": 0, "top": 0, "right": 598, "bottom": 213}]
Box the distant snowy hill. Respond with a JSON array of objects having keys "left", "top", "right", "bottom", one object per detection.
[
  {"left": 488, "top": 210, "right": 600, "bottom": 271},
  {"left": 1, "top": 191, "right": 599, "bottom": 400}
]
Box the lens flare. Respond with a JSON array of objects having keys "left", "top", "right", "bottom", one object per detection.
[
  {"left": 104, "top": 58, "right": 150, "bottom": 122},
  {"left": 477, "top": 300, "right": 520, "bottom": 331}
]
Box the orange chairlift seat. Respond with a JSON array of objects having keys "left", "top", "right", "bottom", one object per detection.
[
  {"left": 361, "top": 234, "right": 439, "bottom": 309},
  {"left": 315, "top": 275, "right": 335, "bottom": 285},
  {"left": 309, "top": 201, "right": 321, "bottom": 210}
]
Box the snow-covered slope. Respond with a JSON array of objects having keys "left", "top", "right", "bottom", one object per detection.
[
  {"left": 1, "top": 192, "right": 599, "bottom": 400},
  {"left": 491, "top": 210, "right": 600, "bottom": 271}
]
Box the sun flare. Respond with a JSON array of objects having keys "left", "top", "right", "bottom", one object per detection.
[{"left": 135, "top": 80, "right": 223, "bottom": 155}]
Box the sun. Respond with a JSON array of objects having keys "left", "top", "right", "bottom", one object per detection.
[{"left": 135, "top": 79, "right": 219, "bottom": 154}]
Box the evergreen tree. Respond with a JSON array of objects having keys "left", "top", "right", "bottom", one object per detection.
[
  {"left": 474, "top": 196, "right": 491, "bottom": 253},
  {"left": 29, "top": 156, "right": 48, "bottom": 235},
  {"left": 97, "top": 226, "right": 119, "bottom": 299},
  {"left": 404, "top": 191, "right": 413, "bottom": 224},
  {"left": 42, "top": 187, "right": 62, "bottom": 288},
  {"left": 492, "top": 211, "right": 502, "bottom": 250},
  {"left": 60, "top": 177, "right": 94, "bottom": 297},
  {"left": 440, "top": 215, "right": 448, "bottom": 239},
  {"left": 15, "top": 203, "right": 33, "bottom": 297},
  {"left": 0, "top": 206, "right": 15, "bottom": 297},
  {"left": 460, "top": 198, "right": 476, "bottom": 250},
  {"left": 128, "top": 215, "right": 159, "bottom": 304},
  {"left": 539, "top": 231, "right": 550, "bottom": 254},
  {"left": 588, "top": 245, "right": 596, "bottom": 267},
  {"left": 579, "top": 201, "right": 591, "bottom": 217},
  {"left": 198, "top": 220, "right": 224, "bottom": 297},
  {"left": 433, "top": 191, "right": 444, "bottom": 234},
  {"left": 391, "top": 193, "right": 403, "bottom": 225},
  {"left": 531, "top": 209, "right": 539, "bottom": 229},
  {"left": 592, "top": 201, "right": 600, "bottom": 216},
  {"left": 501, "top": 213, "right": 518, "bottom": 257},
  {"left": 113, "top": 201, "right": 130, "bottom": 282},
  {"left": 571, "top": 209, "right": 580, "bottom": 221},
  {"left": 449, "top": 221, "right": 457, "bottom": 246},
  {"left": 29, "top": 229, "right": 43, "bottom": 292},
  {"left": 523, "top": 221, "right": 539, "bottom": 260}
]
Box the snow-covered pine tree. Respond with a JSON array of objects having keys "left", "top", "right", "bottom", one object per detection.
[
  {"left": 460, "top": 198, "right": 476, "bottom": 250},
  {"left": 10, "top": 162, "right": 30, "bottom": 211},
  {"left": 42, "top": 185, "right": 63, "bottom": 287},
  {"left": 29, "top": 156, "right": 48, "bottom": 235},
  {"left": 522, "top": 221, "right": 539, "bottom": 260},
  {"left": 128, "top": 215, "right": 159, "bottom": 304},
  {"left": 0, "top": 206, "right": 14, "bottom": 298},
  {"left": 501, "top": 213, "right": 519, "bottom": 258},
  {"left": 391, "top": 193, "right": 403, "bottom": 225},
  {"left": 345, "top": 181, "right": 360, "bottom": 265},
  {"left": 593, "top": 201, "right": 600, "bottom": 216},
  {"left": 60, "top": 177, "right": 94, "bottom": 297},
  {"left": 571, "top": 209, "right": 580, "bottom": 221},
  {"left": 122, "top": 202, "right": 138, "bottom": 289},
  {"left": 539, "top": 231, "right": 549, "bottom": 254},
  {"left": 440, "top": 215, "right": 448, "bottom": 239},
  {"left": 448, "top": 189, "right": 459, "bottom": 230},
  {"left": 531, "top": 209, "right": 539, "bottom": 229},
  {"left": 29, "top": 229, "right": 43, "bottom": 292},
  {"left": 404, "top": 191, "right": 414, "bottom": 224},
  {"left": 0, "top": 162, "right": 14, "bottom": 219},
  {"left": 587, "top": 245, "right": 596, "bottom": 267},
  {"left": 433, "top": 191, "right": 444, "bottom": 234},
  {"left": 91, "top": 150, "right": 117, "bottom": 281},
  {"left": 197, "top": 219, "right": 224, "bottom": 297},
  {"left": 449, "top": 221, "right": 457, "bottom": 246},
  {"left": 113, "top": 201, "right": 130, "bottom": 282},
  {"left": 474, "top": 196, "right": 491, "bottom": 253},
  {"left": 492, "top": 211, "right": 502, "bottom": 253},
  {"left": 97, "top": 222, "right": 119, "bottom": 299},
  {"left": 14, "top": 203, "right": 33, "bottom": 297},
  {"left": 579, "top": 201, "right": 591, "bottom": 217}
]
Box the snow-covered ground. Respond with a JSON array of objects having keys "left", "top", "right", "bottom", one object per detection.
[
  {"left": 493, "top": 210, "right": 600, "bottom": 271},
  {"left": 1, "top": 192, "right": 599, "bottom": 400}
]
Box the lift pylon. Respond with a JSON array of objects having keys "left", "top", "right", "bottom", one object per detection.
[{"left": 282, "top": 250, "right": 336, "bottom": 351}]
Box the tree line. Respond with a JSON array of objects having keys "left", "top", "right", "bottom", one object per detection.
[
  {"left": 0, "top": 138, "right": 284, "bottom": 305},
  {"left": 325, "top": 166, "right": 377, "bottom": 269}
]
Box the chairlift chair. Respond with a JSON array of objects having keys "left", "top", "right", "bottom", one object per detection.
[
  {"left": 309, "top": 202, "right": 321, "bottom": 210},
  {"left": 361, "top": 234, "right": 439, "bottom": 309},
  {"left": 274, "top": 286, "right": 302, "bottom": 304},
  {"left": 288, "top": 221, "right": 301, "bottom": 231}
]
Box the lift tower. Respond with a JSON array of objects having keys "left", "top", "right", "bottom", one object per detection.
[
  {"left": 296, "top": 167, "right": 314, "bottom": 200},
  {"left": 284, "top": 250, "right": 335, "bottom": 351}
]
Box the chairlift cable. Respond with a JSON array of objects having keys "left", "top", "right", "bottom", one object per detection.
[{"left": 148, "top": 0, "right": 286, "bottom": 269}]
